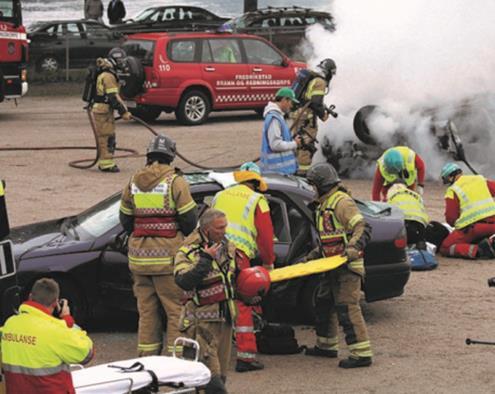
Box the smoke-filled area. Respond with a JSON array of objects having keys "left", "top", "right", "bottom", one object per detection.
[{"left": 305, "top": 0, "right": 495, "bottom": 179}]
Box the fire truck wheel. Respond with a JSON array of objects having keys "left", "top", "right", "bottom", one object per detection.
[
  {"left": 38, "top": 55, "right": 60, "bottom": 73},
  {"left": 175, "top": 89, "right": 211, "bottom": 125}
]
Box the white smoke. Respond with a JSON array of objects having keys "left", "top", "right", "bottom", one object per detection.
[{"left": 305, "top": 0, "right": 495, "bottom": 179}]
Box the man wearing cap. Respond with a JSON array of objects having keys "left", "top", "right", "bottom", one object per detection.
[
  {"left": 212, "top": 162, "right": 275, "bottom": 373},
  {"left": 260, "top": 87, "right": 301, "bottom": 175}
]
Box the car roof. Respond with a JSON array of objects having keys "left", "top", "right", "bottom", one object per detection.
[
  {"left": 127, "top": 31, "right": 274, "bottom": 41},
  {"left": 141, "top": 5, "right": 214, "bottom": 11},
  {"left": 33, "top": 19, "right": 104, "bottom": 25},
  {"left": 242, "top": 6, "right": 331, "bottom": 18}
]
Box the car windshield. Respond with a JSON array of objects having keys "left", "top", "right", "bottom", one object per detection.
[
  {"left": 133, "top": 7, "right": 158, "bottom": 22},
  {"left": 74, "top": 195, "right": 120, "bottom": 239}
]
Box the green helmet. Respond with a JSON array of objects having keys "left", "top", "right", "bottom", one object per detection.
[
  {"left": 383, "top": 149, "right": 404, "bottom": 174},
  {"left": 306, "top": 163, "right": 341, "bottom": 191},
  {"left": 275, "top": 87, "right": 299, "bottom": 104},
  {"left": 441, "top": 162, "right": 462, "bottom": 184}
]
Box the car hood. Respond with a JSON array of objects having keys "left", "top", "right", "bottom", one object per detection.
[{"left": 10, "top": 219, "right": 93, "bottom": 260}]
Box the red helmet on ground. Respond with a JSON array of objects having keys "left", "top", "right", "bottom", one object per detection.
[{"left": 236, "top": 266, "right": 271, "bottom": 298}]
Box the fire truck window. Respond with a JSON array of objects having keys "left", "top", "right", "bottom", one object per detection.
[
  {"left": 243, "top": 39, "right": 283, "bottom": 66},
  {"left": 209, "top": 39, "right": 241, "bottom": 64},
  {"left": 0, "top": 0, "right": 13, "bottom": 18},
  {"left": 170, "top": 40, "right": 197, "bottom": 62}
]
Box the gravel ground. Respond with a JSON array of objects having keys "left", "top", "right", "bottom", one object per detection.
[{"left": 1, "top": 96, "right": 495, "bottom": 393}]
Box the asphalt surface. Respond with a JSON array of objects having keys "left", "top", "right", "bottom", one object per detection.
[{"left": 1, "top": 96, "right": 495, "bottom": 393}]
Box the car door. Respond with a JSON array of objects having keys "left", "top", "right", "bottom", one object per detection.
[
  {"left": 200, "top": 38, "right": 249, "bottom": 109},
  {"left": 240, "top": 37, "right": 295, "bottom": 106},
  {"left": 61, "top": 22, "right": 85, "bottom": 68}
]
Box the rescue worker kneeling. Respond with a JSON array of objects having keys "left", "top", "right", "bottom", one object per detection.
[
  {"left": 304, "top": 163, "right": 373, "bottom": 368},
  {"left": 439, "top": 163, "right": 495, "bottom": 259},
  {"left": 174, "top": 209, "right": 237, "bottom": 394},
  {"left": 0, "top": 278, "right": 94, "bottom": 394},
  {"left": 386, "top": 180, "right": 429, "bottom": 248}
]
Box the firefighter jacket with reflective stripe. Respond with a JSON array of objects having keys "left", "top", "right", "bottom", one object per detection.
[
  {"left": 131, "top": 173, "right": 178, "bottom": 238},
  {"left": 92, "top": 71, "right": 119, "bottom": 114},
  {"left": 378, "top": 146, "right": 417, "bottom": 187},
  {"left": 120, "top": 163, "right": 197, "bottom": 275},
  {"left": 212, "top": 184, "right": 265, "bottom": 259},
  {"left": 260, "top": 111, "right": 298, "bottom": 175},
  {"left": 387, "top": 186, "right": 429, "bottom": 226},
  {"left": 0, "top": 302, "right": 93, "bottom": 394},
  {"left": 316, "top": 189, "right": 366, "bottom": 274},
  {"left": 445, "top": 175, "right": 495, "bottom": 229},
  {"left": 175, "top": 229, "right": 237, "bottom": 323}
]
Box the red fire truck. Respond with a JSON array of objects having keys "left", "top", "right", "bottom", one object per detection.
[{"left": 0, "top": 0, "right": 28, "bottom": 103}]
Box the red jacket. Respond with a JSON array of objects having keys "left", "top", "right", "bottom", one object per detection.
[
  {"left": 372, "top": 153, "right": 426, "bottom": 201},
  {"left": 254, "top": 204, "right": 275, "bottom": 268},
  {"left": 445, "top": 179, "right": 495, "bottom": 227}
]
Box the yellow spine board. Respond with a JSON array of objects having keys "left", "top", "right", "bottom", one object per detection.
[{"left": 270, "top": 255, "right": 348, "bottom": 283}]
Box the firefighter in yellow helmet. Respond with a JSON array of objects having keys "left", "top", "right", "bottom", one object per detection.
[
  {"left": 291, "top": 58, "right": 336, "bottom": 174},
  {"left": 92, "top": 50, "right": 132, "bottom": 173},
  {"left": 0, "top": 278, "right": 93, "bottom": 393},
  {"left": 174, "top": 208, "right": 237, "bottom": 393},
  {"left": 119, "top": 134, "right": 198, "bottom": 357},
  {"left": 304, "top": 162, "right": 373, "bottom": 368}
]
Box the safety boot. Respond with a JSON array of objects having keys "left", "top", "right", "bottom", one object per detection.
[
  {"left": 304, "top": 346, "right": 338, "bottom": 358},
  {"left": 98, "top": 165, "right": 120, "bottom": 173},
  {"left": 338, "top": 356, "right": 372, "bottom": 369},
  {"left": 235, "top": 359, "right": 264, "bottom": 373},
  {"left": 477, "top": 238, "right": 495, "bottom": 259}
]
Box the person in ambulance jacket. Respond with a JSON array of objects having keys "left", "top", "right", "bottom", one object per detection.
[
  {"left": 372, "top": 146, "right": 426, "bottom": 202},
  {"left": 440, "top": 162, "right": 495, "bottom": 259},
  {"left": 211, "top": 162, "right": 275, "bottom": 373},
  {"left": 0, "top": 278, "right": 93, "bottom": 394}
]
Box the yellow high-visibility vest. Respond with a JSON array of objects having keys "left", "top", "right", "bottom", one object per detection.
[
  {"left": 388, "top": 187, "right": 429, "bottom": 226},
  {"left": 446, "top": 175, "right": 495, "bottom": 229},
  {"left": 212, "top": 184, "right": 264, "bottom": 259},
  {"left": 378, "top": 146, "right": 417, "bottom": 186}
]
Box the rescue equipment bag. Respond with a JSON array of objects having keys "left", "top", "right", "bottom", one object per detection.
[
  {"left": 256, "top": 323, "right": 303, "bottom": 355},
  {"left": 291, "top": 68, "right": 315, "bottom": 103},
  {"left": 407, "top": 248, "right": 438, "bottom": 271}
]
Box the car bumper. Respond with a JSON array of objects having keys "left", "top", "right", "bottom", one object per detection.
[{"left": 364, "top": 259, "right": 411, "bottom": 302}]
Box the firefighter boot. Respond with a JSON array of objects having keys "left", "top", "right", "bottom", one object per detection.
[
  {"left": 305, "top": 346, "right": 338, "bottom": 358},
  {"left": 338, "top": 356, "right": 372, "bottom": 369},
  {"left": 235, "top": 359, "right": 264, "bottom": 373},
  {"left": 477, "top": 237, "right": 495, "bottom": 259},
  {"left": 205, "top": 375, "right": 227, "bottom": 394}
]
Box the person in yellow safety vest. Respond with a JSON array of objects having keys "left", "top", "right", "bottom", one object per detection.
[
  {"left": 211, "top": 162, "right": 275, "bottom": 373},
  {"left": 372, "top": 146, "right": 426, "bottom": 201},
  {"left": 304, "top": 162, "right": 373, "bottom": 369},
  {"left": 175, "top": 209, "right": 238, "bottom": 394},
  {"left": 92, "top": 52, "right": 132, "bottom": 173},
  {"left": 0, "top": 278, "right": 93, "bottom": 394},
  {"left": 215, "top": 44, "right": 238, "bottom": 63},
  {"left": 439, "top": 162, "right": 495, "bottom": 259},
  {"left": 119, "top": 134, "right": 198, "bottom": 357},
  {"left": 386, "top": 181, "right": 430, "bottom": 248},
  {"left": 291, "top": 58, "right": 336, "bottom": 175}
]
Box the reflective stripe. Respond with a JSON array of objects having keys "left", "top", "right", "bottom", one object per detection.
[
  {"left": 468, "top": 244, "right": 477, "bottom": 258},
  {"left": 316, "top": 336, "right": 339, "bottom": 350},
  {"left": 348, "top": 340, "right": 373, "bottom": 358},
  {"left": 243, "top": 193, "right": 261, "bottom": 220},
  {"left": 128, "top": 256, "right": 174, "bottom": 265},
  {"left": 236, "top": 326, "right": 254, "bottom": 333},
  {"left": 98, "top": 159, "right": 116, "bottom": 169},
  {"left": 348, "top": 214, "right": 363, "bottom": 229},
  {"left": 0, "top": 181, "right": 4, "bottom": 197},
  {"left": 3, "top": 363, "right": 70, "bottom": 376},
  {"left": 106, "top": 87, "right": 119, "bottom": 94},
  {"left": 138, "top": 342, "right": 162, "bottom": 351},
  {"left": 237, "top": 352, "right": 256, "bottom": 359},
  {"left": 120, "top": 203, "right": 133, "bottom": 215},
  {"left": 177, "top": 200, "right": 196, "bottom": 215}
]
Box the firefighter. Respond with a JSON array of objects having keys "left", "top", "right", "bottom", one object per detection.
[
  {"left": 304, "top": 162, "right": 373, "bottom": 368},
  {"left": 439, "top": 162, "right": 495, "bottom": 259},
  {"left": 291, "top": 58, "right": 336, "bottom": 174},
  {"left": 260, "top": 87, "right": 301, "bottom": 175},
  {"left": 0, "top": 278, "right": 93, "bottom": 394},
  {"left": 386, "top": 180, "right": 430, "bottom": 247},
  {"left": 211, "top": 162, "right": 275, "bottom": 373},
  {"left": 92, "top": 53, "right": 132, "bottom": 173},
  {"left": 119, "top": 134, "right": 198, "bottom": 356},
  {"left": 372, "top": 146, "right": 426, "bottom": 201},
  {"left": 174, "top": 208, "right": 237, "bottom": 394}
]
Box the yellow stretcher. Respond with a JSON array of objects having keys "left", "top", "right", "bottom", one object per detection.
[{"left": 269, "top": 255, "right": 348, "bottom": 283}]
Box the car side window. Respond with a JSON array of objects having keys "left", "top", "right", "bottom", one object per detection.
[
  {"left": 162, "top": 7, "right": 177, "bottom": 21},
  {"left": 268, "top": 196, "right": 290, "bottom": 244},
  {"left": 64, "top": 23, "right": 80, "bottom": 37},
  {"left": 242, "top": 39, "right": 283, "bottom": 65},
  {"left": 208, "top": 39, "right": 241, "bottom": 64},
  {"left": 169, "top": 40, "right": 197, "bottom": 62},
  {"left": 45, "top": 24, "right": 60, "bottom": 35},
  {"left": 179, "top": 7, "right": 194, "bottom": 20},
  {"left": 201, "top": 40, "right": 213, "bottom": 62}
]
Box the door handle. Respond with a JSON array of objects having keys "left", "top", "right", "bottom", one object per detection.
[
  {"left": 204, "top": 66, "right": 216, "bottom": 72},
  {"left": 253, "top": 67, "right": 263, "bottom": 72}
]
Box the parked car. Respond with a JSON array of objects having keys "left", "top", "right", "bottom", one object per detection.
[
  {"left": 27, "top": 19, "right": 123, "bottom": 72},
  {"left": 9, "top": 172, "right": 410, "bottom": 324},
  {"left": 119, "top": 31, "right": 306, "bottom": 124},
  {"left": 111, "top": 6, "right": 229, "bottom": 35},
  {"left": 221, "top": 6, "right": 336, "bottom": 59}
]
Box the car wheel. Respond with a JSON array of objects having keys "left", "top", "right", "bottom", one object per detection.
[
  {"left": 129, "top": 105, "right": 162, "bottom": 122},
  {"left": 38, "top": 56, "right": 60, "bottom": 73},
  {"left": 299, "top": 276, "right": 320, "bottom": 324},
  {"left": 176, "top": 89, "right": 211, "bottom": 125},
  {"left": 353, "top": 105, "right": 379, "bottom": 145}
]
